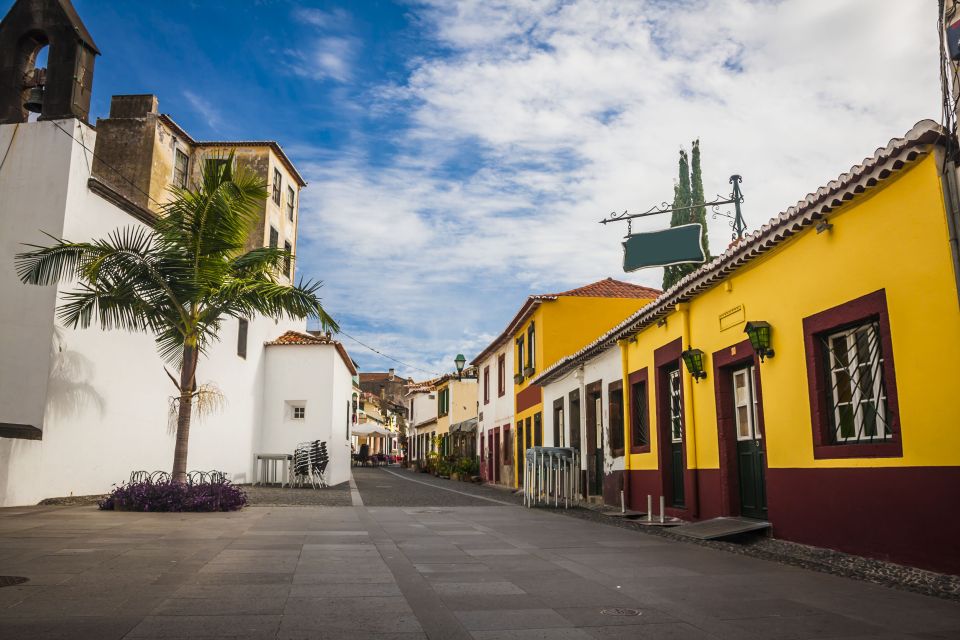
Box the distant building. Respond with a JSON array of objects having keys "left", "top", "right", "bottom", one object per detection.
[{"left": 88, "top": 94, "right": 304, "bottom": 280}]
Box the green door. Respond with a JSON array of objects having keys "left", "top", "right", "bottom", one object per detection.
[
  {"left": 668, "top": 368, "right": 685, "bottom": 507},
  {"left": 733, "top": 366, "right": 767, "bottom": 519}
]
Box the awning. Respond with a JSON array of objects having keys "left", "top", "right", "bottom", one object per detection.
[
  {"left": 449, "top": 417, "right": 478, "bottom": 433},
  {"left": 352, "top": 424, "right": 392, "bottom": 437}
]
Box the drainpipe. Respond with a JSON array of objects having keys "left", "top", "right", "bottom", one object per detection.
[
  {"left": 677, "top": 302, "right": 700, "bottom": 519},
  {"left": 619, "top": 338, "right": 631, "bottom": 511}
]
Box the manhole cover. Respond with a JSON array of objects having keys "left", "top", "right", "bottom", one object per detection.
[
  {"left": 0, "top": 576, "right": 28, "bottom": 588},
  {"left": 600, "top": 608, "right": 641, "bottom": 617}
]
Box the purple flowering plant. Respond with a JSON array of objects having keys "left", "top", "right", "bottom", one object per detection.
[{"left": 99, "top": 477, "right": 247, "bottom": 512}]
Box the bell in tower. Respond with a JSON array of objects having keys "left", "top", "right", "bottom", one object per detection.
[{"left": 0, "top": 0, "right": 100, "bottom": 124}]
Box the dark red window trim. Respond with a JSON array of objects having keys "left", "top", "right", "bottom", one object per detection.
[
  {"left": 802, "top": 289, "right": 902, "bottom": 459},
  {"left": 628, "top": 368, "right": 650, "bottom": 454},
  {"left": 483, "top": 365, "right": 490, "bottom": 405},
  {"left": 608, "top": 380, "right": 625, "bottom": 456},
  {"left": 654, "top": 337, "right": 685, "bottom": 510},
  {"left": 497, "top": 354, "right": 506, "bottom": 397},
  {"left": 712, "top": 339, "right": 766, "bottom": 517}
]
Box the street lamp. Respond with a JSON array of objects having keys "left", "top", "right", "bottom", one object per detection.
[
  {"left": 681, "top": 348, "right": 707, "bottom": 383},
  {"left": 744, "top": 321, "right": 775, "bottom": 362},
  {"left": 454, "top": 353, "right": 466, "bottom": 379}
]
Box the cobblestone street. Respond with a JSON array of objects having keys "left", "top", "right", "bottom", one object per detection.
[{"left": 2, "top": 468, "right": 960, "bottom": 639}]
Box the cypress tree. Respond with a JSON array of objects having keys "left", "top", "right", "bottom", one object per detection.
[
  {"left": 689, "top": 139, "right": 710, "bottom": 261},
  {"left": 662, "top": 149, "right": 692, "bottom": 290}
]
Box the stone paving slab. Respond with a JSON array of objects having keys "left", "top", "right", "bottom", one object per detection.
[{"left": 1, "top": 468, "right": 959, "bottom": 639}]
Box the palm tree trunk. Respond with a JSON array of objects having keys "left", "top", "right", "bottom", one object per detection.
[{"left": 172, "top": 343, "right": 197, "bottom": 483}]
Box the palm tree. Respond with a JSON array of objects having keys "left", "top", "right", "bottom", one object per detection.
[{"left": 15, "top": 156, "right": 337, "bottom": 483}]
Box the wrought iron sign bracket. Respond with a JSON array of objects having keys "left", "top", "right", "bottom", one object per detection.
[{"left": 601, "top": 174, "right": 747, "bottom": 240}]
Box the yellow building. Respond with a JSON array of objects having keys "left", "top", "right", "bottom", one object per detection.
[
  {"left": 489, "top": 279, "right": 661, "bottom": 487},
  {"left": 434, "top": 374, "right": 478, "bottom": 455},
  {"left": 535, "top": 120, "right": 960, "bottom": 575}
]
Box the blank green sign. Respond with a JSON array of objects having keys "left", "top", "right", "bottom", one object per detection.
[{"left": 622, "top": 223, "right": 706, "bottom": 272}]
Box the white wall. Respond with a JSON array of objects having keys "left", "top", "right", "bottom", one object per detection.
[
  {"left": 260, "top": 344, "right": 352, "bottom": 486},
  {"left": 0, "top": 120, "right": 301, "bottom": 506},
  {"left": 542, "top": 347, "right": 624, "bottom": 476},
  {"left": 476, "top": 343, "right": 514, "bottom": 483}
]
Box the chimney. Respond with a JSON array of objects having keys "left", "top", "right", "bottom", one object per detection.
[{"left": 388, "top": 368, "right": 395, "bottom": 380}]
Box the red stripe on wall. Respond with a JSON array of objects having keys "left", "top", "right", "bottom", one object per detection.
[{"left": 766, "top": 466, "right": 960, "bottom": 575}]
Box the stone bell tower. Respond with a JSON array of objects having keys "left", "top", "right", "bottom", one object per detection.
[{"left": 0, "top": 0, "right": 99, "bottom": 125}]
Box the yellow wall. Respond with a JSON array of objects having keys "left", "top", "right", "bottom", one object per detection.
[
  {"left": 512, "top": 293, "right": 657, "bottom": 483},
  {"left": 625, "top": 152, "right": 959, "bottom": 472}
]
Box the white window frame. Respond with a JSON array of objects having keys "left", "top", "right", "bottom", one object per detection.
[
  {"left": 733, "top": 365, "right": 760, "bottom": 441},
  {"left": 669, "top": 368, "right": 683, "bottom": 443}
]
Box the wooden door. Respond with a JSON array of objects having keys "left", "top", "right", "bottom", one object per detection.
[{"left": 733, "top": 365, "right": 767, "bottom": 519}]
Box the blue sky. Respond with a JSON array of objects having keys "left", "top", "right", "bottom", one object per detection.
[{"left": 6, "top": 1, "right": 941, "bottom": 378}]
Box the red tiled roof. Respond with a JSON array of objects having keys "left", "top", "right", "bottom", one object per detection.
[
  {"left": 469, "top": 279, "right": 660, "bottom": 366},
  {"left": 265, "top": 331, "right": 358, "bottom": 375},
  {"left": 552, "top": 278, "right": 661, "bottom": 299}
]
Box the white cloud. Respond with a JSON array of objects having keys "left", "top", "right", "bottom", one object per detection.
[
  {"left": 294, "top": 0, "right": 940, "bottom": 378},
  {"left": 182, "top": 90, "right": 222, "bottom": 130}
]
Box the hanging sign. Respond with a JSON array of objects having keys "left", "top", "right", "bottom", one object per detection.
[{"left": 621, "top": 223, "right": 705, "bottom": 273}]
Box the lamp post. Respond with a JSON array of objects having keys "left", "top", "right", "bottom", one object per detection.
[{"left": 454, "top": 353, "right": 466, "bottom": 380}]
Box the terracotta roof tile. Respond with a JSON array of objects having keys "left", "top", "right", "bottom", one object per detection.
[
  {"left": 265, "top": 330, "right": 333, "bottom": 346},
  {"left": 552, "top": 278, "right": 661, "bottom": 299},
  {"left": 265, "top": 330, "right": 358, "bottom": 375}
]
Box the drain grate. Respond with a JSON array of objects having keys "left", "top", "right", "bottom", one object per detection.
[
  {"left": 600, "top": 608, "right": 641, "bottom": 617},
  {"left": 0, "top": 576, "right": 28, "bottom": 588}
]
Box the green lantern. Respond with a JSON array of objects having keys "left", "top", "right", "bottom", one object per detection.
[
  {"left": 454, "top": 353, "right": 466, "bottom": 379},
  {"left": 744, "top": 321, "right": 775, "bottom": 361},
  {"left": 681, "top": 348, "right": 707, "bottom": 382}
]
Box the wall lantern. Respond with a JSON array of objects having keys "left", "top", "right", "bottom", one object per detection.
[
  {"left": 744, "top": 321, "right": 775, "bottom": 362},
  {"left": 454, "top": 353, "right": 466, "bottom": 379},
  {"left": 681, "top": 348, "right": 707, "bottom": 382}
]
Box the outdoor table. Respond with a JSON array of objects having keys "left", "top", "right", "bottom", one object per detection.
[{"left": 254, "top": 453, "right": 293, "bottom": 487}]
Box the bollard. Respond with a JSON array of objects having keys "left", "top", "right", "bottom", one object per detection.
[
  {"left": 620, "top": 490, "right": 625, "bottom": 514},
  {"left": 647, "top": 494, "right": 652, "bottom": 522},
  {"left": 659, "top": 496, "right": 665, "bottom": 523}
]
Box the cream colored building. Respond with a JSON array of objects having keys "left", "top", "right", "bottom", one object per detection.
[{"left": 90, "top": 94, "right": 305, "bottom": 281}]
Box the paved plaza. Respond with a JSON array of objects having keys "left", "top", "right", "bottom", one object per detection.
[{"left": 1, "top": 468, "right": 959, "bottom": 639}]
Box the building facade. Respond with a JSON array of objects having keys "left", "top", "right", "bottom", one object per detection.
[
  {"left": 472, "top": 337, "right": 514, "bottom": 486},
  {"left": 534, "top": 121, "right": 960, "bottom": 574},
  {"left": 0, "top": 0, "right": 346, "bottom": 505},
  {"left": 491, "top": 279, "right": 660, "bottom": 487}
]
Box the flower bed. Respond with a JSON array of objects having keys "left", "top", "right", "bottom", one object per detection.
[{"left": 99, "top": 478, "right": 247, "bottom": 512}]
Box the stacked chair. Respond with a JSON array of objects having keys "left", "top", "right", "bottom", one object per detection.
[{"left": 293, "top": 440, "right": 329, "bottom": 488}]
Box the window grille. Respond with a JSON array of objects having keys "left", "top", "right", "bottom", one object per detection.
[
  {"left": 669, "top": 368, "right": 682, "bottom": 443},
  {"left": 287, "top": 186, "right": 295, "bottom": 220},
  {"left": 822, "top": 321, "right": 892, "bottom": 443},
  {"left": 293, "top": 406, "right": 305, "bottom": 420},
  {"left": 284, "top": 240, "right": 293, "bottom": 278}
]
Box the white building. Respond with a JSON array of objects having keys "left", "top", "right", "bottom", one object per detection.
[
  {"left": 0, "top": 1, "right": 354, "bottom": 505},
  {"left": 406, "top": 380, "right": 438, "bottom": 464},
  {"left": 537, "top": 346, "right": 624, "bottom": 503},
  {"left": 471, "top": 337, "right": 514, "bottom": 486},
  {"left": 261, "top": 331, "right": 357, "bottom": 487}
]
